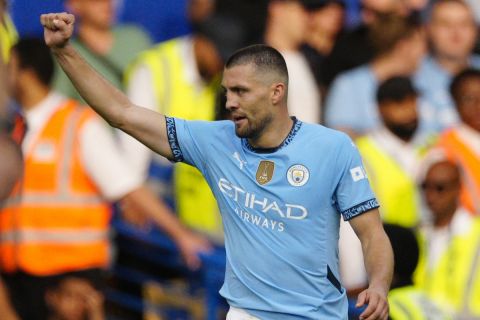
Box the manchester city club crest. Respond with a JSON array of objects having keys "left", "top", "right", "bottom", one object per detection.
[
  {"left": 287, "top": 164, "right": 310, "bottom": 187},
  {"left": 256, "top": 160, "right": 275, "bottom": 185}
]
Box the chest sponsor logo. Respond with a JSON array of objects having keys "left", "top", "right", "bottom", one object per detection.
[
  {"left": 218, "top": 178, "right": 308, "bottom": 220},
  {"left": 256, "top": 160, "right": 275, "bottom": 185},
  {"left": 287, "top": 164, "right": 310, "bottom": 187}
]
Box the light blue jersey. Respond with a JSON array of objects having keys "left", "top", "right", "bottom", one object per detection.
[{"left": 167, "top": 117, "right": 379, "bottom": 319}]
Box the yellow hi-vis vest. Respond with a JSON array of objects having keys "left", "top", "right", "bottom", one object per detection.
[
  {"left": 356, "top": 136, "right": 419, "bottom": 228},
  {"left": 414, "top": 217, "right": 480, "bottom": 318},
  {"left": 125, "top": 38, "right": 222, "bottom": 239},
  {"left": 0, "top": 13, "right": 17, "bottom": 62},
  {"left": 389, "top": 286, "right": 452, "bottom": 320}
]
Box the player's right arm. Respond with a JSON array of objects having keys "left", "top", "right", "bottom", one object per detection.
[{"left": 40, "top": 12, "right": 174, "bottom": 160}]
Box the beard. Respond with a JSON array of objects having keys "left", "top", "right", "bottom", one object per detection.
[
  {"left": 385, "top": 119, "right": 418, "bottom": 142},
  {"left": 235, "top": 114, "right": 274, "bottom": 140}
]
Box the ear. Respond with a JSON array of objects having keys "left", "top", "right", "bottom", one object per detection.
[{"left": 271, "top": 82, "right": 286, "bottom": 105}]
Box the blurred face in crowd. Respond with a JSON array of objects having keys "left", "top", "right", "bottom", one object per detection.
[
  {"left": 428, "top": 1, "right": 477, "bottom": 61},
  {"left": 308, "top": 3, "right": 345, "bottom": 39},
  {"left": 46, "top": 278, "right": 102, "bottom": 320},
  {"left": 453, "top": 75, "right": 480, "bottom": 132},
  {"left": 222, "top": 63, "right": 285, "bottom": 140},
  {"left": 193, "top": 35, "right": 223, "bottom": 83},
  {"left": 421, "top": 161, "right": 461, "bottom": 226},
  {"left": 379, "top": 95, "right": 418, "bottom": 141},
  {"left": 188, "top": 0, "right": 215, "bottom": 24},
  {"left": 67, "top": 0, "right": 115, "bottom": 30},
  {"left": 270, "top": 0, "right": 308, "bottom": 46},
  {"left": 393, "top": 29, "right": 427, "bottom": 75}
]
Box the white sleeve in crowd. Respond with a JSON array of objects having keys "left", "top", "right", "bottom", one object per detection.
[
  {"left": 126, "top": 64, "right": 158, "bottom": 111},
  {"left": 80, "top": 117, "right": 144, "bottom": 201},
  {"left": 117, "top": 64, "right": 159, "bottom": 178}
]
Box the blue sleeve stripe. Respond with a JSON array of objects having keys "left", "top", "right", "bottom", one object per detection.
[
  {"left": 341, "top": 198, "right": 379, "bottom": 221},
  {"left": 165, "top": 116, "right": 184, "bottom": 163}
]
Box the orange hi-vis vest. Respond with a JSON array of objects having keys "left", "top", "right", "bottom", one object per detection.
[
  {"left": 438, "top": 128, "right": 480, "bottom": 215},
  {"left": 0, "top": 100, "right": 111, "bottom": 276}
]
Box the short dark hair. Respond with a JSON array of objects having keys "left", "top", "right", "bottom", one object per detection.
[
  {"left": 383, "top": 223, "right": 419, "bottom": 288},
  {"left": 450, "top": 68, "right": 480, "bottom": 107},
  {"left": 13, "top": 38, "right": 54, "bottom": 87},
  {"left": 369, "top": 14, "right": 422, "bottom": 57},
  {"left": 225, "top": 44, "right": 289, "bottom": 85},
  {"left": 376, "top": 76, "right": 418, "bottom": 104}
]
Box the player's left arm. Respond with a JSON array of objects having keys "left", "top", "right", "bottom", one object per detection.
[{"left": 349, "top": 208, "right": 393, "bottom": 320}]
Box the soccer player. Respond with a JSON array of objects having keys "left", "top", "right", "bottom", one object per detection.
[{"left": 41, "top": 12, "right": 393, "bottom": 320}]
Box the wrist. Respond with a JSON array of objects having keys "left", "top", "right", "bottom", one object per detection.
[
  {"left": 367, "top": 283, "right": 389, "bottom": 296},
  {"left": 51, "top": 42, "right": 73, "bottom": 55}
]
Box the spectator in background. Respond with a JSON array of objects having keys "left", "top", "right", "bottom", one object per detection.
[
  {"left": 437, "top": 68, "right": 480, "bottom": 215},
  {"left": 0, "top": 0, "right": 16, "bottom": 63},
  {"left": 301, "top": 0, "right": 345, "bottom": 98},
  {"left": 325, "top": 14, "right": 425, "bottom": 137},
  {"left": 45, "top": 274, "right": 105, "bottom": 320},
  {"left": 356, "top": 77, "right": 434, "bottom": 228},
  {"left": 122, "top": 24, "right": 226, "bottom": 242},
  {"left": 323, "top": 0, "right": 418, "bottom": 87},
  {"left": 414, "top": 158, "right": 480, "bottom": 318},
  {"left": 214, "top": 0, "right": 269, "bottom": 48},
  {"left": 264, "top": 0, "right": 321, "bottom": 123},
  {"left": 0, "top": 30, "right": 20, "bottom": 320},
  {"left": 385, "top": 223, "right": 451, "bottom": 320},
  {"left": 0, "top": 38, "right": 210, "bottom": 320},
  {"left": 52, "top": 0, "right": 152, "bottom": 102},
  {"left": 414, "top": 0, "right": 479, "bottom": 132},
  {"left": 338, "top": 76, "right": 432, "bottom": 302},
  {"left": 0, "top": 135, "right": 20, "bottom": 320}
]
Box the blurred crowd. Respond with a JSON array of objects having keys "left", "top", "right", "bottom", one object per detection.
[{"left": 0, "top": 0, "right": 480, "bottom": 319}]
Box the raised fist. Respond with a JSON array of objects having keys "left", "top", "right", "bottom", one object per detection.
[{"left": 40, "top": 12, "right": 75, "bottom": 49}]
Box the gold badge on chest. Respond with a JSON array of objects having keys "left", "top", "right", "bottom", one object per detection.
[{"left": 256, "top": 160, "right": 275, "bottom": 185}]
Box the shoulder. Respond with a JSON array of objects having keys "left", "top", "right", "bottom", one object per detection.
[
  {"left": 175, "top": 118, "right": 235, "bottom": 136},
  {"left": 300, "top": 122, "right": 354, "bottom": 149}
]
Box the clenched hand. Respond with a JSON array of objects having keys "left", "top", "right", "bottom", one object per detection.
[{"left": 40, "top": 12, "right": 75, "bottom": 49}]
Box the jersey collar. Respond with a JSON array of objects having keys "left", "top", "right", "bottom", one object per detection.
[{"left": 243, "top": 117, "right": 302, "bottom": 154}]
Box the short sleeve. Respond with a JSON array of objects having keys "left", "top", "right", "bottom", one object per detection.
[
  {"left": 165, "top": 117, "right": 210, "bottom": 173},
  {"left": 333, "top": 136, "right": 379, "bottom": 221}
]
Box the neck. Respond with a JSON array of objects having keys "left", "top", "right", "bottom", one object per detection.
[
  {"left": 248, "top": 112, "right": 294, "bottom": 149},
  {"left": 434, "top": 54, "right": 470, "bottom": 75},
  {"left": 371, "top": 54, "right": 411, "bottom": 82},
  {"left": 434, "top": 209, "right": 456, "bottom": 228},
  {"left": 18, "top": 83, "right": 50, "bottom": 111},
  {"left": 264, "top": 23, "right": 298, "bottom": 52},
  {"left": 78, "top": 24, "right": 113, "bottom": 56}
]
